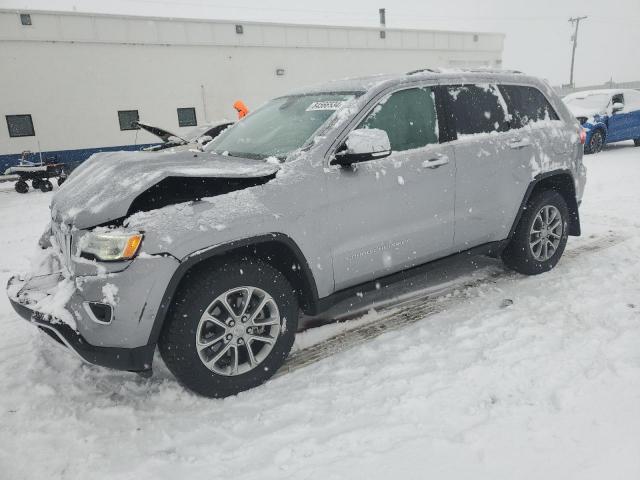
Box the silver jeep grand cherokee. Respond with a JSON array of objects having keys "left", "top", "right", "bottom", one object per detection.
[{"left": 7, "top": 69, "right": 586, "bottom": 397}]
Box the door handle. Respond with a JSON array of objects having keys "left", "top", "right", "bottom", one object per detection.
[
  {"left": 422, "top": 155, "right": 449, "bottom": 169},
  {"left": 508, "top": 138, "right": 531, "bottom": 149}
]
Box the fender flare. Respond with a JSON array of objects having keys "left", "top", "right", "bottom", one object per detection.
[
  {"left": 587, "top": 121, "right": 608, "bottom": 143},
  {"left": 146, "top": 233, "right": 320, "bottom": 346},
  {"left": 507, "top": 169, "right": 581, "bottom": 240}
]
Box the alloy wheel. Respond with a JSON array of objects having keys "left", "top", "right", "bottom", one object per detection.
[
  {"left": 590, "top": 132, "right": 603, "bottom": 153},
  {"left": 529, "top": 205, "right": 563, "bottom": 262},
  {"left": 195, "top": 286, "right": 281, "bottom": 376}
]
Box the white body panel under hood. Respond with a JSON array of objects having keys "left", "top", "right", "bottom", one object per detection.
[{"left": 51, "top": 150, "right": 279, "bottom": 229}]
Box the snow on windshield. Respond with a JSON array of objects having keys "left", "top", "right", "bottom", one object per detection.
[
  {"left": 206, "top": 92, "right": 359, "bottom": 160},
  {"left": 564, "top": 93, "right": 610, "bottom": 110}
]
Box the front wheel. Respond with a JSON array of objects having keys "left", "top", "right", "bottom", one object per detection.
[
  {"left": 584, "top": 130, "right": 604, "bottom": 154},
  {"left": 502, "top": 190, "right": 569, "bottom": 275},
  {"left": 159, "top": 256, "right": 299, "bottom": 398}
]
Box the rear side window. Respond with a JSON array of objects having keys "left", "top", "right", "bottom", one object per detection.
[
  {"left": 445, "top": 84, "right": 508, "bottom": 136},
  {"left": 359, "top": 87, "right": 439, "bottom": 151},
  {"left": 498, "top": 85, "right": 559, "bottom": 128}
]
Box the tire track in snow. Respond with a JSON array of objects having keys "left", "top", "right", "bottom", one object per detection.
[{"left": 276, "top": 232, "right": 628, "bottom": 378}]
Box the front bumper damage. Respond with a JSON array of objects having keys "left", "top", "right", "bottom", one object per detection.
[{"left": 7, "top": 274, "right": 155, "bottom": 372}]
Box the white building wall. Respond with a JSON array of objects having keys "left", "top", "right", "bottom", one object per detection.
[{"left": 0, "top": 9, "right": 504, "bottom": 161}]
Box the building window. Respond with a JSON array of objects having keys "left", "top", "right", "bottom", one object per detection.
[
  {"left": 235, "top": 24, "right": 244, "bottom": 34},
  {"left": 177, "top": 107, "right": 197, "bottom": 127},
  {"left": 118, "top": 110, "right": 140, "bottom": 130},
  {"left": 6, "top": 114, "right": 35, "bottom": 137},
  {"left": 20, "top": 13, "right": 32, "bottom": 26}
]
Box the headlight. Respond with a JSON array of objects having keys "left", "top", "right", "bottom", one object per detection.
[{"left": 79, "top": 231, "right": 143, "bottom": 261}]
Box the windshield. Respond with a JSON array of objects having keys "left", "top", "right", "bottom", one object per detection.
[
  {"left": 206, "top": 92, "right": 359, "bottom": 159},
  {"left": 565, "top": 93, "right": 610, "bottom": 110}
]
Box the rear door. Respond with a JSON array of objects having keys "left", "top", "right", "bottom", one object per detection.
[
  {"left": 325, "top": 85, "right": 456, "bottom": 291},
  {"left": 443, "top": 83, "right": 529, "bottom": 249}
]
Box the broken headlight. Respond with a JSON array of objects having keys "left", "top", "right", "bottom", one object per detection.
[{"left": 79, "top": 231, "right": 143, "bottom": 261}]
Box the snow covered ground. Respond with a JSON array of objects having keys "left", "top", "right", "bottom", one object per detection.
[{"left": 1, "top": 143, "right": 639, "bottom": 479}]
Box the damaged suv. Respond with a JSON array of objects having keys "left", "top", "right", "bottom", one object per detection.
[{"left": 7, "top": 70, "right": 586, "bottom": 397}]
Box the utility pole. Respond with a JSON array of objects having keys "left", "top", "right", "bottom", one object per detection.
[{"left": 568, "top": 16, "right": 587, "bottom": 87}]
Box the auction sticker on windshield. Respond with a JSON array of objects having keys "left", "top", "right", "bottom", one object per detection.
[{"left": 306, "top": 101, "right": 345, "bottom": 111}]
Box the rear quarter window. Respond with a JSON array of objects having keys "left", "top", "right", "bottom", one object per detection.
[
  {"left": 444, "top": 84, "right": 509, "bottom": 136},
  {"left": 498, "top": 85, "right": 559, "bottom": 128}
]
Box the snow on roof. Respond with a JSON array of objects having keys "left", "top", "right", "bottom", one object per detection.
[
  {"left": 291, "top": 69, "right": 539, "bottom": 96},
  {"left": 564, "top": 89, "right": 625, "bottom": 98}
]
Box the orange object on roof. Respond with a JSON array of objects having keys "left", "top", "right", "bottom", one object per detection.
[{"left": 233, "top": 100, "right": 249, "bottom": 119}]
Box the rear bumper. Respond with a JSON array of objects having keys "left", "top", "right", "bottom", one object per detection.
[{"left": 7, "top": 276, "right": 154, "bottom": 372}]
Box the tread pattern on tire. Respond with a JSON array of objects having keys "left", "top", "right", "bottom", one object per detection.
[
  {"left": 502, "top": 190, "right": 569, "bottom": 275},
  {"left": 159, "top": 255, "right": 299, "bottom": 398}
]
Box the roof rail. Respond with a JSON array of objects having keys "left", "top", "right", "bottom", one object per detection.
[
  {"left": 407, "top": 67, "right": 523, "bottom": 75},
  {"left": 406, "top": 68, "right": 442, "bottom": 75}
]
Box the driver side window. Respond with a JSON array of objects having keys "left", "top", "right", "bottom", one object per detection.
[
  {"left": 611, "top": 93, "right": 624, "bottom": 106},
  {"left": 359, "top": 87, "right": 439, "bottom": 152}
]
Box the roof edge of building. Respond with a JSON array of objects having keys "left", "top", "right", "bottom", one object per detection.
[{"left": 0, "top": 8, "right": 506, "bottom": 37}]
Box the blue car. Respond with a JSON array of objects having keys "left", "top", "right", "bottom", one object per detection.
[{"left": 564, "top": 89, "right": 640, "bottom": 154}]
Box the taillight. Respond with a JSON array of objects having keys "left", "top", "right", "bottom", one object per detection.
[{"left": 579, "top": 128, "right": 586, "bottom": 145}]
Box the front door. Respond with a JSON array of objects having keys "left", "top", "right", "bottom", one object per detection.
[
  {"left": 325, "top": 86, "right": 456, "bottom": 291},
  {"left": 607, "top": 93, "right": 636, "bottom": 142}
]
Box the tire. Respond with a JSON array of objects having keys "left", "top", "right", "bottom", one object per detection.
[
  {"left": 14, "top": 180, "right": 28, "bottom": 194},
  {"left": 634, "top": 139, "right": 640, "bottom": 147},
  {"left": 502, "top": 190, "right": 569, "bottom": 275},
  {"left": 31, "top": 178, "right": 42, "bottom": 189},
  {"left": 39, "top": 180, "right": 53, "bottom": 192},
  {"left": 584, "top": 130, "right": 604, "bottom": 154},
  {"left": 57, "top": 176, "right": 66, "bottom": 186},
  {"left": 159, "top": 256, "right": 299, "bottom": 398}
]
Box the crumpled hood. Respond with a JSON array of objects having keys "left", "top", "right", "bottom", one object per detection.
[
  {"left": 51, "top": 150, "right": 279, "bottom": 229},
  {"left": 136, "top": 121, "right": 187, "bottom": 144}
]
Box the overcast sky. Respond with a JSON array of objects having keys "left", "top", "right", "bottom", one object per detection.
[{"left": 2, "top": 0, "right": 639, "bottom": 86}]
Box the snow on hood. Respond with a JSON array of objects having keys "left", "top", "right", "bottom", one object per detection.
[
  {"left": 565, "top": 105, "right": 604, "bottom": 118},
  {"left": 50, "top": 150, "right": 280, "bottom": 229}
]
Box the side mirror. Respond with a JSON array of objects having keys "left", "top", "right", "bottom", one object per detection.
[
  {"left": 612, "top": 102, "right": 624, "bottom": 113},
  {"left": 331, "top": 128, "right": 392, "bottom": 166}
]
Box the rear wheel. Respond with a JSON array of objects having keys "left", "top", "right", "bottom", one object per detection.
[
  {"left": 31, "top": 178, "right": 42, "bottom": 189},
  {"left": 585, "top": 130, "right": 604, "bottom": 154},
  {"left": 159, "top": 256, "right": 299, "bottom": 398},
  {"left": 634, "top": 138, "right": 640, "bottom": 147},
  {"left": 502, "top": 190, "right": 569, "bottom": 275},
  {"left": 14, "top": 180, "right": 28, "bottom": 194}
]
